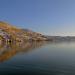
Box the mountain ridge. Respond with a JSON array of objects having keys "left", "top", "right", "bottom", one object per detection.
[
  {"left": 0, "top": 21, "right": 75, "bottom": 43},
  {"left": 0, "top": 21, "right": 48, "bottom": 43}
]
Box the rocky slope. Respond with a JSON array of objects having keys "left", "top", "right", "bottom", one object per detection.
[{"left": 0, "top": 21, "right": 48, "bottom": 43}]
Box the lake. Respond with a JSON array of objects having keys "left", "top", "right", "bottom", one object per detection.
[{"left": 0, "top": 41, "right": 75, "bottom": 75}]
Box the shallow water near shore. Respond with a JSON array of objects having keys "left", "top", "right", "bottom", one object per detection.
[{"left": 0, "top": 41, "right": 75, "bottom": 75}]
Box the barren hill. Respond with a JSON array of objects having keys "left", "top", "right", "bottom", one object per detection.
[{"left": 0, "top": 21, "right": 47, "bottom": 42}]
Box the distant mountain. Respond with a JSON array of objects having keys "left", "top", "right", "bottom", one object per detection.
[
  {"left": 0, "top": 21, "right": 48, "bottom": 43},
  {"left": 0, "top": 21, "right": 75, "bottom": 43}
]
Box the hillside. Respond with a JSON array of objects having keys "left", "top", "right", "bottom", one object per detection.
[{"left": 0, "top": 21, "right": 47, "bottom": 43}]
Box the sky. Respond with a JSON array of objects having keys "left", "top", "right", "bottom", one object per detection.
[{"left": 0, "top": 0, "right": 75, "bottom": 36}]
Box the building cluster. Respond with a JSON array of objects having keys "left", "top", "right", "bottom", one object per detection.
[{"left": 0, "top": 29, "right": 11, "bottom": 42}]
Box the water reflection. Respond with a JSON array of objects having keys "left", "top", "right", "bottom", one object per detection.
[
  {"left": 0, "top": 41, "right": 75, "bottom": 74},
  {"left": 0, "top": 41, "right": 47, "bottom": 62}
]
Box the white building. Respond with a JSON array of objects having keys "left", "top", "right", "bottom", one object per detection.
[{"left": 0, "top": 29, "right": 10, "bottom": 42}]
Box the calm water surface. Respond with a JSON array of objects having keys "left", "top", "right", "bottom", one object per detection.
[{"left": 0, "top": 41, "right": 75, "bottom": 75}]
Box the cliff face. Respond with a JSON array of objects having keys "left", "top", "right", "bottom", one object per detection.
[{"left": 0, "top": 21, "right": 47, "bottom": 42}]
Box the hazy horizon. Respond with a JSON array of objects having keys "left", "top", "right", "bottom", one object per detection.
[{"left": 0, "top": 0, "right": 75, "bottom": 36}]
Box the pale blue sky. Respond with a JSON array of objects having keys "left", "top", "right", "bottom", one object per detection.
[{"left": 0, "top": 0, "right": 75, "bottom": 36}]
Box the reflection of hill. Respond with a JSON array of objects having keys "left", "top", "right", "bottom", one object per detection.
[{"left": 0, "top": 41, "right": 47, "bottom": 62}]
